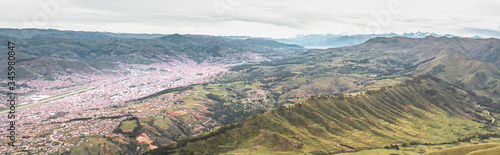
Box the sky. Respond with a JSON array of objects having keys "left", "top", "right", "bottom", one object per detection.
[{"left": 1, "top": 0, "right": 500, "bottom": 38}]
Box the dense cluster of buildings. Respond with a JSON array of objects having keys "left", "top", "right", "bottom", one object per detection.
[{"left": 0, "top": 62, "right": 230, "bottom": 154}]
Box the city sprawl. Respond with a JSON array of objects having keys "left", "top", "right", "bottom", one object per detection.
[{"left": 0, "top": 60, "right": 231, "bottom": 153}]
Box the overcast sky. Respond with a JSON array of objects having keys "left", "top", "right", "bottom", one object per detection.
[{"left": 1, "top": 0, "right": 500, "bottom": 38}]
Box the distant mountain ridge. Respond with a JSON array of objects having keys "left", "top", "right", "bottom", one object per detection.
[
  {"left": 0, "top": 28, "right": 165, "bottom": 39},
  {"left": 271, "top": 32, "right": 482, "bottom": 48},
  {"left": 347, "top": 36, "right": 499, "bottom": 67},
  {"left": 0, "top": 29, "right": 485, "bottom": 49},
  {"left": 0, "top": 33, "right": 304, "bottom": 79},
  {"left": 327, "top": 36, "right": 500, "bottom": 101}
]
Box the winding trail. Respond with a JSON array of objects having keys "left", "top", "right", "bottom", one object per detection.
[
  {"left": 488, "top": 111, "right": 495, "bottom": 125},
  {"left": 478, "top": 105, "right": 495, "bottom": 125}
]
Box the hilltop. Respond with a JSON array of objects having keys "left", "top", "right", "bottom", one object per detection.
[
  {"left": 144, "top": 75, "right": 498, "bottom": 154},
  {"left": 351, "top": 36, "right": 500, "bottom": 101},
  {"left": 355, "top": 36, "right": 500, "bottom": 67},
  {"left": 300, "top": 36, "right": 500, "bottom": 101},
  {"left": 271, "top": 32, "right": 475, "bottom": 49}
]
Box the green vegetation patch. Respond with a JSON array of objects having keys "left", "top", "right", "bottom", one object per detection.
[
  {"left": 425, "top": 143, "right": 500, "bottom": 155},
  {"left": 119, "top": 120, "right": 138, "bottom": 132}
]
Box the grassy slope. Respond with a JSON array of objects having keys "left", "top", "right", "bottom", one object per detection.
[
  {"left": 425, "top": 143, "right": 500, "bottom": 155},
  {"left": 354, "top": 36, "right": 500, "bottom": 102},
  {"left": 144, "top": 75, "right": 498, "bottom": 154},
  {"left": 120, "top": 120, "right": 138, "bottom": 132},
  {"left": 412, "top": 54, "right": 500, "bottom": 103},
  {"left": 69, "top": 136, "right": 123, "bottom": 155},
  {"left": 467, "top": 145, "right": 500, "bottom": 155}
]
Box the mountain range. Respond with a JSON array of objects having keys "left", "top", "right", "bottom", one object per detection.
[
  {"left": 0, "top": 32, "right": 304, "bottom": 80},
  {"left": 272, "top": 32, "right": 481, "bottom": 48},
  {"left": 1, "top": 29, "right": 498, "bottom": 154}
]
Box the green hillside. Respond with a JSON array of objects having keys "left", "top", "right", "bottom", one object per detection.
[
  {"left": 144, "top": 75, "right": 499, "bottom": 154},
  {"left": 412, "top": 54, "right": 500, "bottom": 103},
  {"left": 466, "top": 145, "right": 500, "bottom": 155},
  {"left": 353, "top": 36, "right": 500, "bottom": 67},
  {"left": 323, "top": 36, "right": 500, "bottom": 102},
  {"left": 119, "top": 37, "right": 500, "bottom": 153},
  {"left": 425, "top": 143, "right": 500, "bottom": 155}
]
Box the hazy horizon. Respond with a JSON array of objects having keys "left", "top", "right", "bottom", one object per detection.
[
  {"left": 0, "top": 28, "right": 487, "bottom": 39},
  {"left": 2, "top": 0, "right": 500, "bottom": 38}
]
